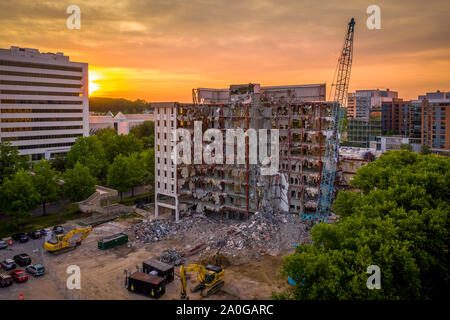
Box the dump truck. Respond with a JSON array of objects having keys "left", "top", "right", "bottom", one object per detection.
[
  {"left": 98, "top": 233, "right": 128, "bottom": 250},
  {"left": 127, "top": 271, "right": 165, "bottom": 298}
]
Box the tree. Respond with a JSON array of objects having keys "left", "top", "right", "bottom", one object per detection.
[
  {"left": 62, "top": 162, "right": 97, "bottom": 202},
  {"left": 0, "top": 169, "right": 39, "bottom": 228},
  {"left": 130, "top": 121, "right": 155, "bottom": 148},
  {"left": 96, "top": 127, "right": 117, "bottom": 146},
  {"left": 103, "top": 134, "right": 144, "bottom": 163},
  {"left": 66, "top": 136, "right": 108, "bottom": 181},
  {"left": 0, "top": 142, "right": 30, "bottom": 183},
  {"left": 277, "top": 151, "right": 449, "bottom": 300},
  {"left": 141, "top": 148, "right": 155, "bottom": 187},
  {"left": 107, "top": 154, "right": 131, "bottom": 200},
  {"left": 421, "top": 144, "right": 431, "bottom": 155},
  {"left": 32, "top": 159, "right": 61, "bottom": 215},
  {"left": 127, "top": 153, "right": 146, "bottom": 197},
  {"left": 50, "top": 153, "right": 67, "bottom": 172}
]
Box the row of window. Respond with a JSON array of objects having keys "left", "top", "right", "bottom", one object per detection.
[
  {"left": 156, "top": 120, "right": 174, "bottom": 128},
  {"left": 17, "top": 142, "right": 75, "bottom": 150},
  {"left": 0, "top": 60, "right": 82, "bottom": 72},
  {"left": 0, "top": 90, "right": 81, "bottom": 97},
  {"left": 2, "top": 133, "right": 82, "bottom": 142},
  {"left": 1, "top": 117, "right": 83, "bottom": 123},
  {"left": 0, "top": 80, "right": 82, "bottom": 89},
  {"left": 0, "top": 99, "right": 83, "bottom": 105},
  {"left": 1, "top": 108, "right": 82, "bottom": 113},
  {"left": 0, "top": 70, "right": 82, "bottom": 80},
  {"left": 157, "top": 181, "right": 175, "bottom": 192},
  {"left": 1, "top": 99, "right": 82, "bottom": 104},
  {"left": 157, "top": 169, "right": 175, "bottom": 179},
  {"left": 1, "top": 125, "right": 82, "bottom": 132}
]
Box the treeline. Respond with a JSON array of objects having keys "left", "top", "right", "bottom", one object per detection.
[
  {"left": 276, "top": 150, "right": 449, "bottom": 300},
  {"left": 89, "top": 97, "right": 151, "bottom": 114},
  {"left": 0, "top": 121, "right": 155, "bottom": 228}
]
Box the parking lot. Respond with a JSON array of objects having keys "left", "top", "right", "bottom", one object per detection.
[{"left": 0, "top": 231, "right": 64, "bottom": 300}]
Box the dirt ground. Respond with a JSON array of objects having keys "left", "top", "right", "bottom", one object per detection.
[{"left": 0, "top": 212, "right": 296, "bottom": 300}]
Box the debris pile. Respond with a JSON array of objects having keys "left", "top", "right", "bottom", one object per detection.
[
  {"left": 158, "top": 249, "right": 185, "bottom": 266},
  {"left": 128, "top": 210, "right": 310, "bottom": 260}
]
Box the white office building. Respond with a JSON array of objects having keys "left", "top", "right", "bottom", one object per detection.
[{"left": 0, "top": 46, "right": 89, "bottom": 160}]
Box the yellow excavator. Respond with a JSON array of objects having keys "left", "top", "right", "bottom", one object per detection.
[
  {"left": 44, "top": 227, "right": 92, "bottom": 255},
  {"left": 179, "top": 264, "right": 225, "bottom": 299}
]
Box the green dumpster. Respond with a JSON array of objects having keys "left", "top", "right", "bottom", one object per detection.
[{"left": 98, "top": 233, "right": 128, "bottom": 250}]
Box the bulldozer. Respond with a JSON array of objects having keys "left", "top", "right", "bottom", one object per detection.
[
  {"left": 179, "top": 264, "right": 225, "bottom": 299},
  {"left": 44, "top": 227, "right": 92, "bottom": 255}
]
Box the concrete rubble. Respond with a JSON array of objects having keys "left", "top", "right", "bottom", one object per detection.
[{"left": 127, "top": 209, "right": 311, "bottom": 260}]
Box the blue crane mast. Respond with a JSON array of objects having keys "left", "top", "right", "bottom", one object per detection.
[{"left": 313, "top": 18, "right": 355, "bottom": 224}]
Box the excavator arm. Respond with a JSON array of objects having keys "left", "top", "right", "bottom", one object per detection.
[
  {"left": 62, "top": 227, "right": 92, "bottom": 244},
  {"left": 179, "top": 264, "right": 225, "bottom": 299},
  {"left": 45, "top": 227, "right": 92, "bottom": 254}
]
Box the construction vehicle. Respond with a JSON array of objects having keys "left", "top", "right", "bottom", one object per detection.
[
  {"left": 44, "top": 227, "right": 92, "bottom": 255},
  {"left": 313, "top": 17, "right": 356, "bottom": 225},
  {"left": 179, "top": 264, "right": 225, "bottom": 299}
]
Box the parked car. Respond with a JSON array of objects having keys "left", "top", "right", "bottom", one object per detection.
[
  {"left": 27, "top": 230, "right": 42, "bottom": 239},
  {"left": 9, "top": 270, "right": 28, "bottom": 283},
  {"left": 12, "top": 233, "right": 29, "bottom": 243},
  {"left": 0, "top": 240, "right": 8, "bottom": 249},
  {"left": 14, "top": 254, "right": 31, "bottom": 267},
  {"left": 25, "top": 264, "right": 45, "bottom": 277},
  {"left": 53, "top": 226, "right": 64, "bottom": 234},
  {"left": 0, "top": 273, "right": 13, "bottom": 287},
  {"left": 0, "top": 259, "right": 16, "bottom": 271}
]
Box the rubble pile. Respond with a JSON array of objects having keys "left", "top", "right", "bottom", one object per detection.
[
  {"left": 128, "top": 209, "right": 310, "bottom": 259},
  {"left": 158, "top": 249, "right": 185, "bottom": 266},
  {"left": 203, "top": 210, "right": 306, "bottom": 257},
  {"left": 128, "top": 215, "right": 215, "bottom": 243}
]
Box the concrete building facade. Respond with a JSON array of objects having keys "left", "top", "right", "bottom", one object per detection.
[
  {"left": 154, "top": 83, "right": 340, "bottom": 223},
  {"left": 0, "top": 46, "right": 88, "bottom": 160}
]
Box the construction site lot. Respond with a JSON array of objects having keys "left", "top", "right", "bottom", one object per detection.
[{"left": 0, "top": 210, "right": 310, "bottom": 300}]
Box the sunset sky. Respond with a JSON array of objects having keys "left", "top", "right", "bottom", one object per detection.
[{"left": 0, "top": 0, "right": 449, "bottom": 102}]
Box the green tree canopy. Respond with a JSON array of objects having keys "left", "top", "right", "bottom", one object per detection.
[
  {"left": 0, "top": 169, "right": 39, "bottom": 227},
  {"left": 66, "top": 136, "right": 108, "bottom": 181},
  {"left": 129, "top": 120, "right": 154, "bottom": 139},
  {"left": 62, "top": 162, "right": 97, "bottom": 202},
  {"left": 103, "top": 133, "right": 144, "bottom": 163},
  {"left": 0, "top": 142, "right": 30, "bottom": 183},
  {"left": 126, "top": 152, "right": 146, "bottom": 196},
  {"left": 107, "top": 154, "right": 132, "bottom": 200},
  {"left": 141, "top": 148, "right": 155, "bottom": 187},
  {"left": 32, "top": 159, "right": 61, "bottom": 215},
  {"left": 278, "top": 151, "right": 449, "bottom": 300}
]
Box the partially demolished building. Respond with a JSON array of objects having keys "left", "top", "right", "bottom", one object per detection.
[{"left": 154, "top": 83, "right": 340, "bottom": 223}]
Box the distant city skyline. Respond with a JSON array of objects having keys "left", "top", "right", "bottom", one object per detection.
[{"left": 1, "top": 0, "right": 448, "bottom": 102}]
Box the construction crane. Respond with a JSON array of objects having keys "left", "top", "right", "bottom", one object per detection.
[
  {"left": 179, "top": 264, "right": 225, "bottom": 299},
  {"left": 44, "top": 227, "right": 92, "bottom": 255},
  {"left": 314, "top": 17, "right": 355, "bottom": 224}
]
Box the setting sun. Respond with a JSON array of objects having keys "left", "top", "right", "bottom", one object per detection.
[{"left": 88, "top": 70, "right": 101, "bottom": 96}]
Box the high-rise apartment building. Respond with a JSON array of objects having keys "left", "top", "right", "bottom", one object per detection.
[
  {"left": 349, "top": 89, "right": 398, "bottom": 119},
  {"left": 0, "top": 46, "right": 89, "bottom": 160},
  {"left": 421, "top": 98, "right": 450, "bottom": 154}
]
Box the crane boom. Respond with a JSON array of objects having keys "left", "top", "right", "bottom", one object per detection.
[{"left": 313, "top": 18, "right": 355, "bottom": 224}]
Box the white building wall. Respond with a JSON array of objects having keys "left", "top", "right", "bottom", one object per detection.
[
  {"left": 153, "top": 102, "right": 178, "bottom": 221},
  {"left": 0, "top": 46, "right": 88, "bottom": 160}
]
